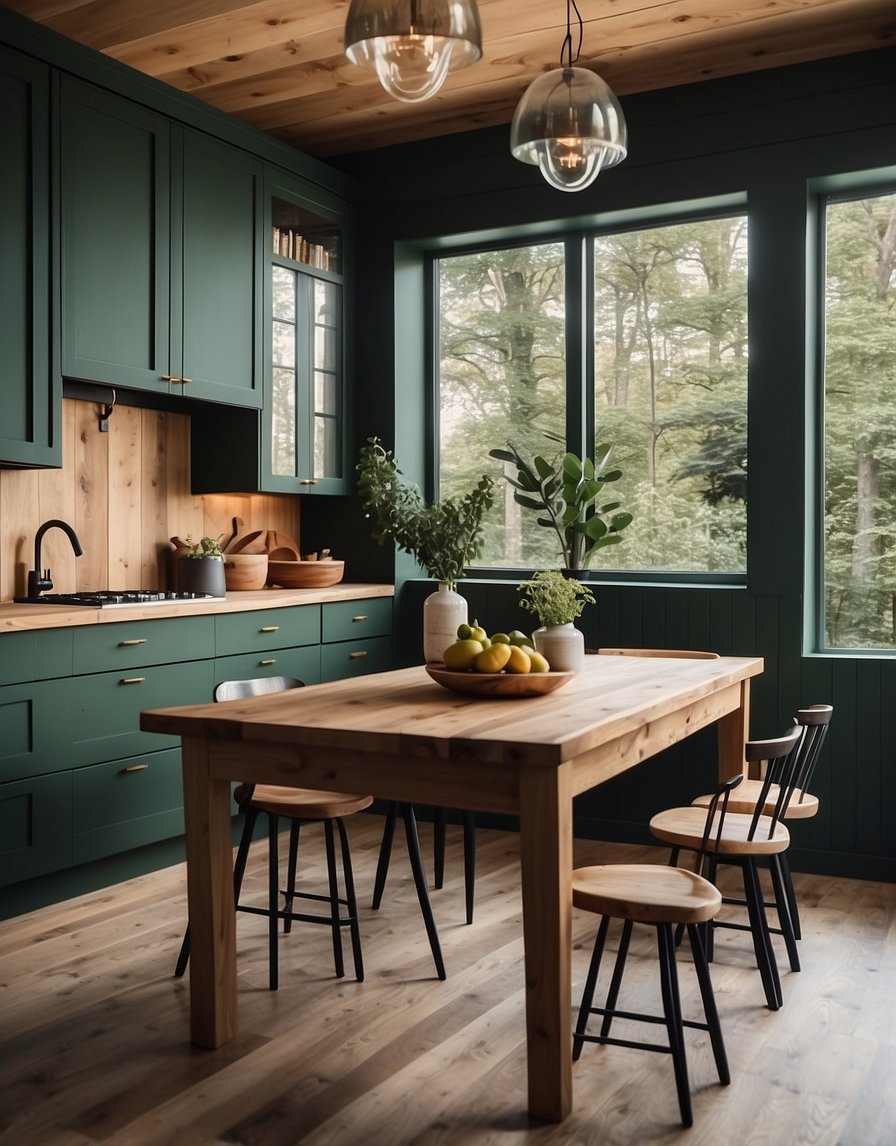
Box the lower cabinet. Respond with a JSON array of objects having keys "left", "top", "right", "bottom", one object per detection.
[{"left": 0, "top": 772, "right": 72, "bottom": 888}]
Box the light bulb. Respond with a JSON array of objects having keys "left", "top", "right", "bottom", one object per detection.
[{"left": 372, "top": 32, "right": 454, "bottom": 103}]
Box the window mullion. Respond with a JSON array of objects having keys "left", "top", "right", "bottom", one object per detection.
[{"left": 564, "top": 233, "right": 588, "bottom": 457}]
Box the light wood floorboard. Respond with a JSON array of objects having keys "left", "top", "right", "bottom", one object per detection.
[{"left": 1, "top": 815, "right": 895, "bottom": 1145}]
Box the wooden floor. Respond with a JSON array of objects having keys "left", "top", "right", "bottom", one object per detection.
[{"left": 1, "top": 814, "right": 895, "bottom": 1145}]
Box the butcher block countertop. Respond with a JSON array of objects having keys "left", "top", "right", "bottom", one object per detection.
[{"left": 0, "top": 583, "right": 394, "bottom": 633}]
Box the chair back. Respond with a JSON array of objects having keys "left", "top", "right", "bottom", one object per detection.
[
  {"left": 744, "top": 724, "right": 804, "bottom": 840},
  {"left": 788, "top": 704, "right": 833, "bottom": 810},
  {"left": 214, "top": 675, "right": 305, "bottom": 703},
  {"left": 695, "top": 772, "right": 745, "bottom": 871}
]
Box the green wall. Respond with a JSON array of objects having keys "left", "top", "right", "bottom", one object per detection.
[{"left": 334, "top": 48, "right": 896, "bottom": 882}]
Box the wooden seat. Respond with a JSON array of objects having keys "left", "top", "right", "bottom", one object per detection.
[
  {"left": 689, "top": 704, "right": 832, "bottom": 949},
  {"left": 572, "top": 776, "right": 739, "bottom": 1128},
  {"left": 650, "top": 725, "right": 804, "bottom": 1010}
]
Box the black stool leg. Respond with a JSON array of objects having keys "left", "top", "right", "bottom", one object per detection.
[
  {"left": 770, "top": 855, "right": 800, "bottom": 972},
  {"left": 433, "top": 806, "right": 447, "bottom": 888},
  {"left": 741, "top": 858, "right": 782, "bottom": 1009},
  {"left": 687, "top": 922, "right": 730, "bottom": 1085},
  {"left": 573, "top": 915, "right": 610, "bottom": 1061},
  {"left": 324, "top": 820, "right": 346, "bottom": 978},
  {"left": 283, "top": 819, "right": 302, "bottom": 934},
  {"left": 600, "top": 918, "right": 633, "bottom": 1037},
  {"left": 777, "top": 852, "right": 801, "bottom": 940},
  {"left": 268, "top": 814, "right": 280, "bottom": 991},
  {"left": 336, "top": 817, "right": 364, "bottom": 982},
  {"left": 656, "top": 922, "right": 692, "bottom": 1128},
  {"left": 401, "top": 803, "right": 446, "bottom": 980},
  {"left": 462, "top": 811, "right": 476, "bottom": 925},
  {"left": 371, "top": 801, "right": 398, "bottom": 909}
]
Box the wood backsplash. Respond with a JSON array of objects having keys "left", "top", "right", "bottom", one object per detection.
[{"left": 0, "top": 399, "right": 300, "bottom": 601}]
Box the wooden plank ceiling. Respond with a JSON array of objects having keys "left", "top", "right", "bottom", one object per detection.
[{"left": 4, "top": 0, "right": 893, "bottom": 157}]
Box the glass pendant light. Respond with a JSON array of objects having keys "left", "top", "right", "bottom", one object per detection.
[
  {"left": 344, "top": 0, "right": 483, "bottom": 104},
  {"left": 510, "top": 0, "right": 627, "bottom": 192}
]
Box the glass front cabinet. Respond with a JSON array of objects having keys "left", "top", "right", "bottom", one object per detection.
[{"left": 263, "top": 172, "right": 349, "bottom": 495}]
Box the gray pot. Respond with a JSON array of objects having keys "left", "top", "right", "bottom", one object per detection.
[{"left": 178, "top": 555, "right": 226, "bottom": 597}]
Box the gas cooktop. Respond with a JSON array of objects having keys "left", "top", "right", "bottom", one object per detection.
[{"left": 13, "top": 589, "right": 224, "bottom": 608}]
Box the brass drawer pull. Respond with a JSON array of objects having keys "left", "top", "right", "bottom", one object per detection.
[
  {"left": 299, "top": 478, "right": 319, "bottom": 485},
  {"left": 259, "top": 626, "right": 280, "bottom": 633},
  {"left": 118, "top": 638, "right": 148, "bottom": 647},
  {"left": 120, "top": 676, "right": 146, "bottom": 685},
  {"left": 351, "top": 615, "right": 368, "bottom": 623},
  {"left": 259, "top": 659, "right": 277, "bottom": 666},
  {"left": 349, "top": 650, "right": 367, "bottom": 660},
  {"left": 121, "top": 763, "right": 149, "bottom": 773},
  {"left": 160, "top": 374, "right": 175, "bottom": 381},
  {"left": 173, "top": 376, "right": 193, "bottom": 384}
]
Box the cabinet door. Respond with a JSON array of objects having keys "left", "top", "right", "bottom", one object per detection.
[
  {"left": 0, "top": 47, "right": 57, "bottom": 466},
  {"left": 60, "top": 78, "right": 172, "bottom": 393},
  {"left": 176, "top": 130, "right": 262, "bottom": 408},
  {"left": 0, "top": 772, "right": 72, "bottom": 887}
]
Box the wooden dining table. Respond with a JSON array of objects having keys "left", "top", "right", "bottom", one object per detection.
[{"left": 141, "top": 651, "right": 762, "bottom": 1123}]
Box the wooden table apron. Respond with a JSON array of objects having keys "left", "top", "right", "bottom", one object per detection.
[{"left": 141, "top": 653, "right": 762, "bottom": 1123}]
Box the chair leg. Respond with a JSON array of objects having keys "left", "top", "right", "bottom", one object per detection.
[
  {"left": 283, "top": 819, "right": 301, "bottom": 935},
  {"left": 462, "top": 811, "right": 476, "bottom": 925},
  {"left": 769, "top": 855, "right": 800, "bottom": 972},
  {"left": 336, "top": 816, "right": 364, "bottom": 982},
  {"left": 433, "top": 806, "right": 447, "bottom": 888},
  {"left": 268, "top": 814, "right": 280, "bottom": 991},
  {"left": 600, "top": 918, "right": 633, "bottom": 1037},
  {"left": 686, "top": 923, "right": 730, "bottom": 1085},
  {"left": 656, "top": 922, "right": 693, "bottom": 1128},
  {"left": 401, "top": 803, "right": 446, "bottom": 980},
  {"left": 777, "top": 852, "right": 801, "bottom": 940},
  {"left": 371, "top": 801, "right": 398, "bottom": 910},
  {"left": 324, "top": 820, "right": 346, "bottom": 979},
  {"left": 741, "top": 859, "right": 782, "bottom": 1009},
  {"left": 573, "top": 915, "right": 610, "bottom": 1061}
]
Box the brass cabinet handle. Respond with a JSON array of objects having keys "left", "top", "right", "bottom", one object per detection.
[
  {"left": 259, "top": 626, "right": 280, "bottom": 633},
  {"left": 173, "top": 376, "right": 192, "bottom": 384},
  {"left": 299, "top": 478, "right": 318, "bottom": 485},
  {"left": 259, "top": 659, "right": 277, "bottom": 666},
  {"left": 349, "top": 650, "right": 367, "bottom": 659},
  {"left": 120, "top": 676, "right": 145, "bottom": 685},
  {"left": 118, "top": 638, "right": 148, "bottom": 647},
  {"left": 160, "top": 374, "right": 175, "bottom": 381},
  {"left": 121, "top": 763, "right": 149, "bottom": 773},
  {"left": 351, "top": 615, "right": 368, "bottom": 623}
]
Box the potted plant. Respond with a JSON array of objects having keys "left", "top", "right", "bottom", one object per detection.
[
  {"left": 178, "top": 535, "right": 226, "bottom": 597},
  {"left": 357, "top": 437, "right": 494, "bottom": 662},
  {"left": 517, "top": 570, "right": 595, "bottom": 671},
  {"left": 489, "top": 440, "right": 633, "bottom": 571}
]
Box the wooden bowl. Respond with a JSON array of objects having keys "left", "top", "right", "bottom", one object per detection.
[
  {"left": 223, "top": 552, "right": 268, "bottom": 590},
  {"left": 267, "top": 559, "right": 345, "bottom": 588},
  {"left": 425, "top": 664, "right": 576, "bottom": 698}
]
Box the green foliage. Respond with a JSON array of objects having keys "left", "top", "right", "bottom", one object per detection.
[
  {"left": 490, "top": 440, "right": 633, "bottom": 569},
  {"left": 517, "top": 570, "right": 595, "bottom": 627},
  {"left": 184, "top": 536, "right": 224, "bottom": 560},
  {"left": 356, "top": 437, "right": 494, "bottom": 589}
]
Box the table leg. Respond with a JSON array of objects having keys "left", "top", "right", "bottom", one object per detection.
[
  {"left": 717, "top": 677, "right": 752, "bottom": 782},
  {"left": 518, "top": 762, "right": 573, "bottom": 1122},
  {"left": 181, "top": 736, "right": 237, "bottom": 1047}
]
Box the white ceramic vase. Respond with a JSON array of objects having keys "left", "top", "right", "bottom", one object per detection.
[
  {"left": 533, "top": 622, "right": 585, "bottom": 672},
  {"left": 423, "top": 583, "right": 468, "bottom": 664}
]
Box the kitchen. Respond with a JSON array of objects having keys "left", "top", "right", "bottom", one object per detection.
[{"left": 1, "top": 1, "right": 895, "bottom": 1141}]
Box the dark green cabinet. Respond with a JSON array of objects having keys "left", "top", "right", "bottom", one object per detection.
[
  {"left": 0, "top": 46, "right": 58, "bottom": 466},
  {"left": 0, "top": 772, "right": 72, "bottom": 888},
  {"left": 60, "top": 80, "right": 261, "bottom": 408}
]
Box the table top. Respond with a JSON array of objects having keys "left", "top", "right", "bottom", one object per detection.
[{"left": 141, "top": 653, "right": 763, "bottom": 771}]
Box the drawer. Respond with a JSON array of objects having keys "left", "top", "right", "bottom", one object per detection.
[
  {"left": 68, "top": 658, "right": 215, "bottom": 767},
  {"left": 215, "top": 605, "right": 320, "bottom": 656},
  {"left": 73, "top": 616, "right": 215, "bottom": 674},
  {"left": 215, "top": 645, "right": 321, "bottom": 688},
  {"left": 72, "top": 748, "right": 184, "bottom": 864},
  {"left": 320, "top": 635, "right": 392, "bottom": 682},
  {"left": 322, "top": 598, "right": 392, "bottom": 644},
  {"left": 0, "top": 679, "right": 72, "bottom": 782},
  {"left": 0, "top": 771, "right": 72, "bottom": 887},
  {"left": 0, "top": 632, "right": 35, "bottom": 686},
  {"left": 0, "top": 629, "right": 74, "bottom": 685}
]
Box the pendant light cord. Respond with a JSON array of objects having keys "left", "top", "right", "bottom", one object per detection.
[{"left": 560, "top": 0, "right": 584, "bottom": 68}]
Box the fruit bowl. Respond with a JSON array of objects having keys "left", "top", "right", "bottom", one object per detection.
[{"left": 425, "top": 664, "right": 576, "bottom": 698}]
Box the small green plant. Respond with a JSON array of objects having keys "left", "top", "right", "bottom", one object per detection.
[
  {"left": 517, "top": 570, "right": 595, "bottom": 627},
  {"left": 490, "top": 440, "right": 633, "bottom": 569},
  {"left": 185, "top": 535, "right": 224, "bottom": 560},
  {"left": 357, "top": 437, "right": 494, "bottom": 589}
]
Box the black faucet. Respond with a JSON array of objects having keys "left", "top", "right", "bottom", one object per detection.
[{"left": 27, "top": 519, "right": 84, "bottom": 598}]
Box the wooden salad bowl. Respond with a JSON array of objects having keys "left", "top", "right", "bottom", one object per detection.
[
  {"left": 425, "top": 664, "right": 576, "bottom": 698},
  {"left": 267, "top": 559, "right": 345, "bottom": 588}
]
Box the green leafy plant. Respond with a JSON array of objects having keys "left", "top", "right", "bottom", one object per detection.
[
  {"left": 357, "top": 437, "right": 494, "bottom": 589},
  {"left": 489, "top": 440, "right": 633, "bottom": 569},
  {"left": 184, "top": 535, "right": 224, "bottom": 560},
  {"left": 517, "top": 570, "right": 595, "bottom": 627}
]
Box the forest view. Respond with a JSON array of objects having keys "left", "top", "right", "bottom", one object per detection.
[{"left": 437, "top": 216, "right": 748, "bottom": 575}]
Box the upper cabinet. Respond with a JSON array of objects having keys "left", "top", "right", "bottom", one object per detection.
[
  {"left": 0, "top": 47, "right": 58, "bottom": 466},
  {"left": 60, "top": 79, "right": 262, "bottom": 409}
]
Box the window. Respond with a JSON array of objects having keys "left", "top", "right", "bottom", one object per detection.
[
  {"left": 821, "top": 190, "right": 896, "bottom": 649},
  {"left": 436, "top": 215, "right": 748, "bottom": 574}
]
